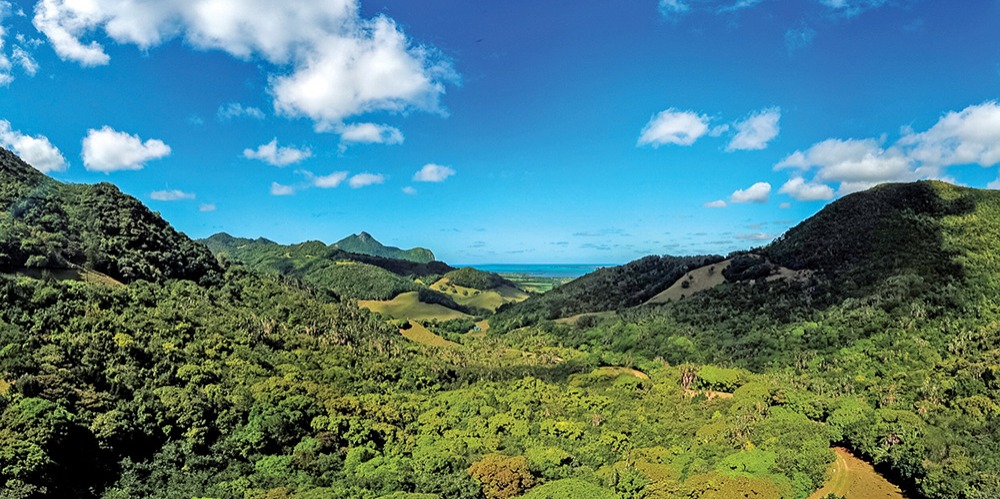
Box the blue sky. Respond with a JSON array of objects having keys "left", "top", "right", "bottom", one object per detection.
[{"left": 1, "top": 0, "right": 999, "bottom": 264}]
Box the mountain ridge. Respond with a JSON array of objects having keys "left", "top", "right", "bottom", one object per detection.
[{"left": 332, "top": 231, "right": 435, "bottom": 263}]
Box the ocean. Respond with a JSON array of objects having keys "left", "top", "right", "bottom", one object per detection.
[{"left": 461, "top": 264, "right": 611, "bottom": 279}]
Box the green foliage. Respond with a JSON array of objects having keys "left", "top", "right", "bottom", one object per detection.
[
  {"left": 444, "top": 268, "right": 516, "bottom": 291},
  {"left": 0, "top": 149, "right": 220, "bottom": 284}
]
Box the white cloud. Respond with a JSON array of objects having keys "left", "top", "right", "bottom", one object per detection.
[
  {"left": 819, "top": 0, "right": 889, "bottom": 16},
  {"left": 730, "top": 182, "right": 771, "bottom": 204},
  {"left": 313, "top": 171, "right": 348, "bottom": 188},
  {"left": 243, "top": 138, "right": 311, "bottom": 167},
  {"left": 217, "top": 102, "right": 265, "bottom": 120},
  {"left": 637, "top": 109, "right": 711, "bottom": 147},
  {"left": 778, "top": 177, "right": 834, "bottom": 201},
  {"left": 349, "top": 172, "right": 384, "bottom": 188},
  {"left": 11, "top": 46, "right": 38, "bottom": 76},
  {"left": 897, "top": 101, "right": 1000, "bottom": 169},
  {"left": 735, "top": 232, "right": 773, "bottom": 241},
  {"left": 0, "top": 6, "right": 11, "bottom": 84},
  {"left": 0, "top": 120, "right": 68, "bottom": 172},
  {"left": 32, "top": 0, "right": 111, "bottom": 66},
  {"left": 338, "top": 122, "right": 404, "bottom": 146},
  {"left": 150, "top": 189, "right": 195, "bottom": 201},
  {"left": 402, "top": 186, "right": 417, "bottom": 195},
  {"left": 30, "top": 1, "right": 457, "bottom": 130},
  {"left": 82, "top": 126, "right": 171, "bottom": 172},
  {"left": 727, "top": 107, "right": 781, "bottom": 151},
  {"left": 776, "top": 138, "right": 883, "bottom": 171},
  {"left": 775, "top": 137, "right": 915, "bottom": 195},
  {"left": 199, "top": 203, "right": 216, "bottom": 212},
  {"left": 413, "top": 163, "right": 455, "bottom": 182},
  {"left": 703, "top": 200, "right": 727, "bottom": 208},
  {"left": 658, "top": 0, "right": 690, "bottom": 15},
  {"left": 270, "top": 182, "right": 294, "bottom": 196},
  {"left": 779, "top": 202, "right": 792, "bottom": 209}
]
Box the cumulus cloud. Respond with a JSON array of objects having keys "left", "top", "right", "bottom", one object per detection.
[
  {"left": 727, "top": 107, "right": 781, "bottom": 151},
  {"left": 199, "top": 203, "right": 216, "bottom": 212},
  {"left": 217, "top": 102, "right": 265, "bottom": 121},
  {"left": 774, "top": 137, "right": 916, "bottom": 194},
  {"left": 313, "top": 171, "right": 348, "bottom": 188},
  {"left": 270, "top": 182, "right": 294, "bottom": 196},
  {"left": 349, "top": 172, "right": 384, "bottom": 188},
  {"left": 897, "top": 101, "right": 1000, "bottom": 169},
  {"left": 82, "top": 126, "right": 170, "bottom": 172},
  {"left": 337, "top": 122, "right": 404, "bottom": 146},
  {"left": 638, "top": 109, "right": 711, "bottom": 147},
  {"left": 31, "top": 0, "right": 457, "bottom": 130},
  {"left": 413, "top": 163, "right": 455, "bottom": 182},
  {"left": 402, "top": 186, "right": 417, "bottom": 195},
  {"left": 0, "top": 120, "right": 68, "bottom": 172},
  {"left": 730, "top": 182, "right": 771, "bottom": 203},
  {"left": 243, "top": 138, "right": 311, "bottom": 167},
  {"left": 772, "top": 103, "right": 1000, "bottom": 196},
  {"left": 778, "top": 177, "right": 834, "bottom": 201},
  {"left": 703, "top": 200, "right": 727, "bottom": 208},
  {"left": 150, "top": 189, "right": 195, "bottom": 201}
]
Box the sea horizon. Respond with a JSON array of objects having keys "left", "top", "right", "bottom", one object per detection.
[{"left": 456, "top": 263, "right": 615, "bottom": 279}]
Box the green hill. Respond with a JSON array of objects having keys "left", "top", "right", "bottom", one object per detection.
[
  {"left": 200, "top": 233, "right": 453, "bottom": 301},
  {"left": 0, "top": 147, "right": 219, "bottom": 284},
  {"left": 333, "top": 231, "right": 435, "bottom": 263},
  {"left": 493, "top": 180, "right": 1000, "bottom": 498},
  {"left": 492, "top": 254, "right": 724, "bottom": 328},
  {"left": 443, "top": 267, "right": 519, "bottom": 291},
  {"left": 7, "top": 142, "right": 1000, "bottom": 499}
]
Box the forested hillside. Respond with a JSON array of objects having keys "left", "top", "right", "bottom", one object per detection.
[
  {"left": 493, "top": 181, "right": 1000, "bottom": 498},
  {"left": 4, "top": 147, "right": 1000, "bottom": 499},
  {"left": 0, "top": 149, "right": 219, "bottom": 284},
  {"left": 493, "top": 254, "right": 724, "bottom": 328},
  {"left": 200, "top": 233, "right": 452, "bottom": 301}
]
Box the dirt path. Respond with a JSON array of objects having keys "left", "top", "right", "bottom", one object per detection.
[{"left": 809, "top": 447, "right": 906, "bottom": 499}]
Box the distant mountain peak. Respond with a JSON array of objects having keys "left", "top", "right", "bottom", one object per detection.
[{"left": 333, "top": 232, "right": 435, "bottom": 263}]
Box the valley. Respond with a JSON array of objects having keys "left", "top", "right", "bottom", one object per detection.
[{"left": 2, "top": 148, "right": 999, "bottom": 499}]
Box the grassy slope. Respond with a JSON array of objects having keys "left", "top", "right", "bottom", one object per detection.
[
  {"left": 358, "top": 291, "right": 472, "bottom": 322},
  {"left": 808, "top": 447, "right": 906, "bottom": 499},
  {"left": 430, "top": 277, "right": 529, "bottom": 311},
  {"left": 399, "top": 321, "right": 460, "bottom": 348},
  {"left": 646, "top": 259, "right": 732, "bottom": 304}
]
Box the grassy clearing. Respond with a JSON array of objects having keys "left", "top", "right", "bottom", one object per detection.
[
  {"left": 499, "top": 273, "right": 570, "bottom": 293},
  {"left": 591, "top": 366, "right": 650, "bottom": 380},
  {"left": 646, "top": 260, "right": 731, "bottom": 304},
  {"left": 2, "top": 266, "right": 124, "bottom": 287},
  {"left": 554, "top": 311, "right": 616, "bottom": 325},
  {"left": 430, "top": 277, "right": 530, "bottom": 311},
  {"left": 358, "top": 291, "right": 471, "bottom": 322},
  {"left": 400, "top": 321, "right": 460, "bottom": 348},
  {"left": 809, "top": 447, "right": 907, "bottom": 499}
]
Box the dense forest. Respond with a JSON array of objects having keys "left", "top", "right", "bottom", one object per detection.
[{"left": 3, "top": 146, "right": 1000, "bottom": 498}]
